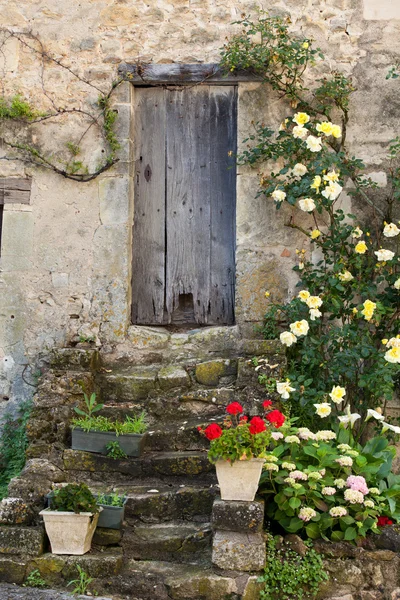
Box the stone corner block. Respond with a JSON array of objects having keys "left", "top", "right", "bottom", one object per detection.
[
  {"left": 158, "top": 365, "right": 191, "bottom": 391},
  {"left": 195, "top": 359, "right": 237, "bottom": 386},
  {"left": 99, "top": 176, "right": 130, "bottom": 225},
  {"left": 212, "top": 499, "right": 264, "bottom": 533},
  {"left": 212, "top": 531, "right": 266, "bottom": 572},
  {"left": 0, "top": 526, "right": 45, "bottom": 556}
]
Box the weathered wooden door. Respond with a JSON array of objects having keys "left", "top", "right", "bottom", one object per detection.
[{"left": 131, "top": 85, "right": 237, "bottom": 325}]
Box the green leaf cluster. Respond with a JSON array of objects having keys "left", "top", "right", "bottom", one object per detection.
[
  {"left": 72, "top": 410, "right": 148, "bottom": 435},
  {"left": 0, "top": 401, "right": 31, "bottom": 500},
  {"left": 258, "top": 536, "right": 328, "bottom": 600},
  {"left": 24, "top": 569, "right": 47, "bottom": 589},
  {"left": 207, "top": 422, "right": 271, "bottom": 464},
  {"left": 105, "top": 441, "right": 128, "bottom": 460},
  {"left": 96, "top": 491, "right": 126, "bottom": 507},
  {"left": 50, "top": 483, "right": 99, "bottom": 514}
]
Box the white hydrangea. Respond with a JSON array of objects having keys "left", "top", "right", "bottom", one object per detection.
[
  {"left": 322, "top": 487, "right": 336, "bottom": 496},
  {"left": 329, "top": 506, "right": 347, "bottom": 518},
  {"left": 335, "top": 456, "right": 353, "bottom": 467},
  {"left": 285, "top": 435, "right": 301, "bottom": 444},
  {"left": 334, "top": 478, "right": 346, "bottom": 489},
  {"left": 344, "top": 489, "right": 364, "bottom": 504},
  {"left": 298, "top": 507, "right": 317, "bottom": 521},
  {"left": 282, "top": 462, "right": 296, "bottom": 471},
  {"left": 315, "top": 430, "right": 336, "bottom": 441}
]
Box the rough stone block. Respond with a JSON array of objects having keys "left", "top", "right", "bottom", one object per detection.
[
  {"left": 98, "top": 367, "right": 158, "bottom": 402},
  {"left": 92, "top": 527, "right": 123, "bottom": 546},
  {"left": 243, "top": 575, "right": 265, "bottom": 600},
  {"left": 212, "top": 499, "right": 264, "bottom": 533},
  {"left": 127, "top": 325, "right": 170, "bottom": 349},
  {"left": 0, "top": 526, "right": 45, "bottom": 556},
  {"left": 0, "top": 498, "right": 33, "bottom": 526},
  {"left": 363, "top": 0, "right": 400, "bottom": 20},
  {"left": 1, "top": 211, "right": 33, "bottom": 258},
  {"left": 99, "top": 177, "right": 130, "bottom": 225},
  {"left": 195, "top": 359, "right": 237, "bottom": 386},
  {"left": 158, "top": 365, "right": 191, "bottom": 391},
  {"left": 212, "top": 531, "right": 266, "bottom": 571},
  {"left": 0, "top": 557, "right": 27, "bottom": 584},
  {"left": 375, "top": 525, "right": 400, "bottom": 552},
  {"left": 167, "top": 571, "right": 238, "bottom": 599}
]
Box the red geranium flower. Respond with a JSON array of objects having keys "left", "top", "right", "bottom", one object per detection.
[
  {"left": 377, "top": 516, "right": 393, "bottom": 527},
  {"left": 226, "top": 401, "right": 244, "bottom": 415},
  {"left": 266, "top": 409, "right": 285, "bottom": 428},
  {"left": 249, "top": 416, "right": 266, "bottom": 435},
  {"left": 204, "top": 423, "right": 223, "bottom": 440},
  {"left": 239, "top": 415, "right": 248, "bottom": 423},
  {"left": 263, "top": 400, "right": 273, "bottom": 409}
]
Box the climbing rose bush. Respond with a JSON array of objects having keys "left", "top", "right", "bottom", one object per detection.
[
  {"left": 258, "top": 414, "right": 400, "bottom": 542},
  {"left": 199, "top": 402, "right": 285, "bottom": 464}
]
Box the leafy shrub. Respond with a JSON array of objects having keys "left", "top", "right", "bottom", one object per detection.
[
  {"left": 50, "top": 483, "right": 99, "bottom": 514},
  {"left": 0, "top": 401, "right": 31, "bottom": 500},
  {"left": 259, "top": 416, "right": 400, "bottom": 541}
]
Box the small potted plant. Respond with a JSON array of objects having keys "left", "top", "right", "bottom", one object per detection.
[
  {"left": 40, "top": 483, "right": 100, "bottom": 555},
  {"left": 96, "top": 491, "right": 127, "bottom": 530},
  {"left": 71, "top": 392, "right": 148, "bottom": 457},
  {"left": 199, "top": 401, "right": 285, "bottom": 501}
]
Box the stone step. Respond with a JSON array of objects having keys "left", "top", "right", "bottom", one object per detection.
[
  {"left": 97, "top": 559, "right": 262, "bottom": 599},
  {"left": 121, "top": 521, "right": 212, "bottom": 562},
  {"left": 87, "top": 482, "right": 218, "bottom": 523},
  {"left": 63, "top": 450, "right": 215, "bottom": 484}
]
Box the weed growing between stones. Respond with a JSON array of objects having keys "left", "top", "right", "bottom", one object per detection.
[
  {"left": 67, "top": 565, "right": 93, "bottom": 595},
  {"left": 258, "top": 536, "right": 328, "bottom": 600},
  {"left": 0, "top": 400, "right": 31, "bottom": 500},
  {"left": 23, "top": 569, "right": 47, "bottom": 588}
]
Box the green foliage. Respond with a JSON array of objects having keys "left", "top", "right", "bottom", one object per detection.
[
  {"left": 258, "top": 421, "right": 400, "bottom": 541},
  {"left": 98, "top": 94, "right": 120, "bottom": 158},
  {"left": 24, "top": 569, "right": 47, "bottom": 588},
  {"left": 387, "top": 65, "right": 400, "bottom": 80},
  {"left": 220, "top": 12, "right": 322, "bottom": 101},
  {"left": 67, "top": 565, "right": 93, "bottom": 595},
  {"left": 65, "top": 142, "right": 81, "bottom": 156},
  {"left": 72, "top": 409, "right": 148, "bottom": 435},
  {"left": 96, "top": 491, "right": 126, "bottom": 507},
  {"left": 0, "top": 401, "right": 32, "bottom": 500},
  {"left": 207, "top": 425, "right": 271, "bottom": 464},
  {"left": 51, "top": 483, "right": 99, "bottom": 514},
  {"left": 0, "top": 94, "right": 46, "bottom": 121},
  {"left": 220, "top": 13, "right": 400, "bottom": 427},
  {"left": 258, "top": 536, "right": 328, "bottom": 600},
  {"left": 74, "top": 392, "right": 104, "bottom": 419},
  {"left": 106, "top": 441, "right": 128, "bottom": 460}
]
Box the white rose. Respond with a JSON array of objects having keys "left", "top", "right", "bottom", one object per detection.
[
  {"left": 290, "top": 319, "right": 310, "bottom": 337},
  {"left": 321, "top": 181, "right": 343, "bottom": 201},
  {"left": 292, "top": 163, "right": 308, "bottom": 177},
  {"left": 309, "top": 308, "right": 322, "bottom": 320},
  {"left": 276, "top": 380, "right": 296, "bottom": 399},
  {"left": 305, "top": 295, "right": 323, "bottom": 309},
  {"left": 293, "top": 125, "right": 308, "bottom": 139},
  {"left": 338, "top": 271, "right": 353, "bottom": 282},
  {"left": 271, "top": 189, "right": 286, "bottom": 202},
  {"left": 298, "top": 198, "right": 316, "bottom": 212},
  {"left": 394, "top": 278, "right": 400, "bottom": 290},
  {"left": 280, "top": 331, "right": 297, "bottom": 347},
  {"left": 383, "top": 223, "right": 400, "bottom": 237},
  {"left": 314, "top": 403, "right": 332, "bottom": 418},
  {"left": 374, "top": 249, "right": 395, "bottom": 262},
  {"left": 306, "top": 135, "right": 323, "bottom": 152}
]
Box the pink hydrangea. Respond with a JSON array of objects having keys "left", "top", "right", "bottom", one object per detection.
[{"left": 346, "top": 475, "right": 369, "bottom": 495}]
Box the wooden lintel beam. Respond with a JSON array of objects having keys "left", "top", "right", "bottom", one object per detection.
[
  {"left": 118, "top": 63, "right": 262, "bottom": 86},
  {"left": 0, "top": 177, "right": 32, "bottom": 205}
]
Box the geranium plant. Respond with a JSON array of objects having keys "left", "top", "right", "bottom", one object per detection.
[
  {"left": 198, "top": 401, "right": 285, "bottom": 463},
  {"left": 258, "top": 413, "right": 400, "bottom": 542},
  {"left": 221, "top": 13, "right": 400, "bottom": 426}
]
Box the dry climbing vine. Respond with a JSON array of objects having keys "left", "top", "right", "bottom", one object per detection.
[{"left": 0, "top": 28, "right": 124, "bottom": 182}]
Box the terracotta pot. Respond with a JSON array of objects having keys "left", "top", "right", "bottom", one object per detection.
[
  {"left": 39, "top": 509, "right": 99, "bottom": 555},
  {"left": 215, "top": 458, "right": 265, "bottom": 501}
]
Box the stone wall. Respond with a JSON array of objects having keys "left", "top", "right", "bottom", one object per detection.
[{"left": 1, "top": 0, "right": 400, "bottom": 414}]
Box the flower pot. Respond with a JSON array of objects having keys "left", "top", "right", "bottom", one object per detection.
[
  {"left": 39, "top": 508, "right": 99, "bottom": 555},
  {"left": 215, "top": 458, "right": 265, "bottom": 501},
  {"left": 96, "top": 496, "right": 127, "bottom": 530},
  {"left": 71, "top": 428, "right": 146, "bottom": 457}
]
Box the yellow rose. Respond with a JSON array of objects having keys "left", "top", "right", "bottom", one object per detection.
[
  {"left": 323, "top": 170, "right": 340, "bottom": 182},
  {"left": 265, "top": 291, "right": 270, "bottom": 298},
  {"left": 355, "top": 241, "right": 367, "bottom": 254},
  {"left": 302, "top": 41, "right": 309, "bottom": 49},
  {"left": 310, "top": 229, "right": 321, "bottom": 239},
  {"left": 316, "top": 121, "right": 334, "bottom": 136},
  {"left": 384, "top": 347, "right": 400, "bottom": 364},
  {"left": 382, "top": 339, "right": 388, "bottom": 345},
  {"left": 331, "top": 124, "right": 342, "bottom": 138},
  {"left": 310, "top": 175, "right": 321, "bottom": 192},
  {"left": 298, "top": 290, "right": 310, "bottom": 302},
  {"left": 293, "top": 112, "right": 310, "bottom": 126}
]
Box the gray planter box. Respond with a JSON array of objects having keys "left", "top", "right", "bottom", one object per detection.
[
  {"left": 96, "top": 496, "right": 128, "bottom": 530},
  {"left": 71, "top": 428, "right": 146, "bottom": 457}
]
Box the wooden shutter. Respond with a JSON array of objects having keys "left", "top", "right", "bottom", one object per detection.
[{"left": 132, "top": 85, "right": 237, "bottom": 325}]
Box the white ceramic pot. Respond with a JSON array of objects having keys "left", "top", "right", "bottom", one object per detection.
[
  {"left": 39, "top": 509, "right": 99, "bottom": 555},
  {"left": 215, "top": 458, "right": 265, "bottom": 501}
]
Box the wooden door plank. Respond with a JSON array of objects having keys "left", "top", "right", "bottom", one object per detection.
[
  {"left": 119, "top": 63, "right": 262, "bottom": 85},
  {"left": 165, "top": 87, "right": 211, "bottom": 324},
  {"left": 209, "top": 86, "right": 237, "bottom": 325},
  {"left": 131, "top": 87, "right": 166, "bottom": 324},
  {"left": 0, "top": 178, "right": 31, "bottom": 205}
]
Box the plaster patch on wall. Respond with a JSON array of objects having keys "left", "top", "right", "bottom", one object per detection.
[{"left": 363, "top": 0, "right": 400, "bottom": 20}]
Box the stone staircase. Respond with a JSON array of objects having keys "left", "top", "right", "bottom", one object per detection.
[{"left": 0, "top": 335, "right": 283, "bottom": 599}]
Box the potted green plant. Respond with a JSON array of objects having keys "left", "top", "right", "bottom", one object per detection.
[
  {"left": 71, "top": 392, "right": 148, "bottom": 457},
  {"left": 39, "top": 483, "right": 100, "bottom": 555},
  {"left": 199, "top": 401, "right": 285, "bottom": 501},
  {"left": 95, "top": 491, "right": 127, "bottom": 530}
]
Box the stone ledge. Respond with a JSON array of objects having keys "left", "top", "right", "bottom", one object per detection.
[
  {"left": 212, "top": 531, "right": 266, "bottom": 571},
  {"left": 0, "top": 526, "right": 45, "bottom": 556},
  {"left": 212, "top": 499, "right": 264, "bottom": 533}
]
